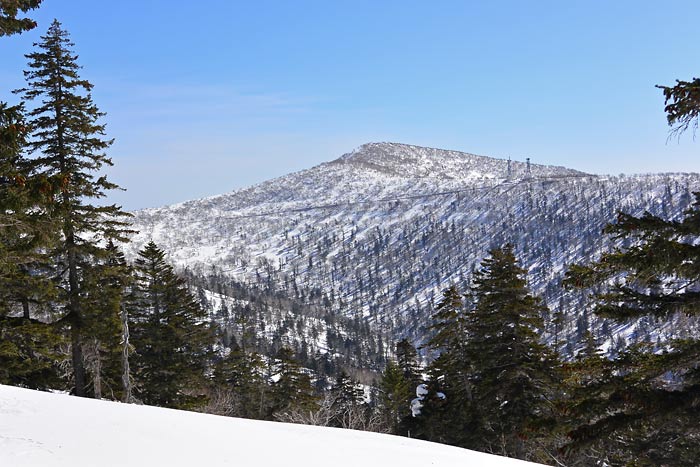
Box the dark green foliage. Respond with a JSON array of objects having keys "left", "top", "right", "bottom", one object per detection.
[
  {"left": 16, "top": 20, "right": 133, "bottom": 396},
  {"left": 0, "top": 315, "right": 62, "bottom": 388},
  {"left": 563, "top": 342, "right": 700, "bottom": 466},
  {"left": 566, "top": 196, "right": 700, "bottom": 320},
  {"left": 419, "top": 285, "right": 477, "bottom": 446},
  {"left": 465, "top": 245, "right": 559, "bottom": 459},
  {"left": 378, "top": 359, "right": 414, "bottom": 434},
  {"left": 269, "top": 347, "right": 318, "bottom": 417},
  {"left": 419, "top": 248, "right": 560, "bottom": 462},
  {"left": 0, "top": 102, "right": 62, "bottom": 389},
  {"left": 212, "top": 344, "right": 268, "bottom": 419},
  {"left": 657, "top": 77, "right": 700, "bottom": 138},
  {"left": 129, "top": 241, "right": 212, "bottom": 409},
  {"left": 377, "top": 338, "right": 422, "bottom": 435},
  {"left": 0, "top": 0, "right": 42, "bottom": 36},
  {"left": 0, "top": 102, "right": 56, "bottom": 310},
  {"left": 395, "top": 338, "right": 421, "bottom": 383},
  {"left": 80, "top": 241, "right": 131, "bottom": 399},
  {"left": 564, "top": 195, "right": 700, "bottom": 465}
]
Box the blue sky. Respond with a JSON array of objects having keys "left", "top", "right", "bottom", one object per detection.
[{"left": 1, "top": 1, "right": 698, "bottom": 210}]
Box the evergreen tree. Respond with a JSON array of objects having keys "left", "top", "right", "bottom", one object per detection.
[
  {"left": 129, "top": 241, "right": 212, "bottom": 409},
  {"left": 464, "top": 245, "right": 559, "bottom": 460},
  {"left": 657, "top": 76, "right": 700, "bottom": 138},
  {"left": 564, "top": 194, "right": 700, "bottom": 465},
  {"left": 0, "top": 0, "right": 42, "bottom": 36},
  {"left": 212, "top": 343, "right": 267, "bottom": 419},
  {"left": 378, "top": 339, "right": 421, "bottom": 435},
  {"left": 328, "top": 370, "right": 364, "bottom": 428},
  {"left": 0, "top": 102, "right": 62, "bottom": 389},
  {"left": 269, "top": 347, "right": 318, "bottom": 418},
  {"left": 395, "top": 338, "right": 421, "bottom": 383},
  {"left": 378, "top": 359, "right": 413, "bottom": 434},
  {"left": 419, "top": 285, "right": 476, "bottom": 446},
  {"left": 80, "top": 240, "right": 131, "bottom": 399},
  {"left": 16, "top": 20, "right": 132, "bottom": 396}
]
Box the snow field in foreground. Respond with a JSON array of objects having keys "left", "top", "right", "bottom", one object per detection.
[{"left": 0, "top": 384, "right": 545, "bottom": 467}]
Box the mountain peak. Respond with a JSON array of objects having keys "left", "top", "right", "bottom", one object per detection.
[{"left": 330, "top": 141, "right": 585, "bottom": 180}]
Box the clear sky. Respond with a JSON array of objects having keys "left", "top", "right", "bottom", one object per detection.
[{"left": 1, "top": 0, "right": 698, "bottom": 210}]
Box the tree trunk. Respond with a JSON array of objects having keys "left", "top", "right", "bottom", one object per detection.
[
  {"left": 121, "top": 304, "right": 132, "bottom": 403},
  {"left": 67, "top": 231, "right": 87, "bottom": 397},
  {"left": 92, "top": 339, "right": 102, "bottom": 399}
]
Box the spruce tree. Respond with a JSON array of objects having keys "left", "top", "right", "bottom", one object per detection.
[
  {"left": 378, "top": 339, "right": 421, "bottom": 435},
  {"left": 464, "top": 245, "right": 559, "bottom": 460},
  {"left": 0, "top": 0, "right": 42, "bottom": 36},
  {"left": 420, "top": 286, "right": 475, "bottom": 446},
  {"left": 80, "top": 240, "right": 131, "bottom": 399},
  {"left": 15, "top": 20, "right": 132, "bottom": 397},
  {"left": 564, "top": 194, "right": 700, "bottom": 464},
  {"left": 212, "top": 343, "right": 267, "bottom": 419},
  {"left": 0, "top": 102, "right": 62, "bottom": 389},
  {"left": 129, "top": 241, "right": 212, "bottom": 409},
  {"left": 269, "top": 347, "right": 318, "bottom": 418}
]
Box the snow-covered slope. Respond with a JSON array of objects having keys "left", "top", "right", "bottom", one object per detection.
[
  {"left": 126, "top": 142, "right": 700, "bottom": 357},
  {"left": 0, "top": 385, "right": 544, "bottom": 467}
]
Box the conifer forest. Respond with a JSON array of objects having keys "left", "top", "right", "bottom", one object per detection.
[{"left": 2, "top": 2, "right": 700, "bottom": 466}]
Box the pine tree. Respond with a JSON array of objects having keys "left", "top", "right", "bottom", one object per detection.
[
  {"left": 269, "top": 347, "right": 318, "bottom": 418},
  {"left": 657, "top": 76, "right": 700, "bottom": 138},
  {"left": 212, "top": 343, "right": 267, "bottom": 419},
  {"left": 419, "top": 285, "right": 476, "bottom": 446},
  {"left": 16, "top": 20, "right": 133, "bottom": 397},
  {"left": 464, "top": 246, "right": 559, "bottom": 460},
  {"left": 0, "top": 102, "right": 62, "bottom": 389},
  {"left": 564, "top": 194, "right": 700, "bottom": 465},
  {"left": 129, "top": 241, "right": 212, "bottom": 409},
  {"left": 378, "top": 339, "right": 421, "bottom": 435},
  {"left": 80, "top": 240, "right": 131, "bottom": 399},
  {"left": 0, "top": 0, "right": 42, "bottom": 36}
]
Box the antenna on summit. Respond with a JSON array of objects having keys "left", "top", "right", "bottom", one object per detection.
[
  {"left": 506, "top": 157, "right": 512, "bottom": 180},
  {"left": 526, "top": 157, "right": 532, "bottom": 178}
]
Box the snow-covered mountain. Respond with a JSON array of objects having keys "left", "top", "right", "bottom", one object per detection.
[
  {"left": 127, "top": 142, "right": 700, "bottom": 360},
  {"left": 0, "top": 384, "right": 545, "bottom": 467}
]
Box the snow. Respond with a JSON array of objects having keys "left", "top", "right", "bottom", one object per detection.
[
  {"left": 0, "top": 385, "right": 544, "bottom": 467},
  {"left": 123, "top": 142, "right": 700, "bottom": 358}
]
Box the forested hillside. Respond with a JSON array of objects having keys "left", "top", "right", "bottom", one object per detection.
[{"left": 129, "top": 142, "right": 700, "bottom": 361}]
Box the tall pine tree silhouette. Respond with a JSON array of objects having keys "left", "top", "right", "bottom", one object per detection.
[
  {"left": 465, "top": 245, "right": 559, "bottom": 460},
  {"left": 129, "top": 241, "right": 212, "bottom": 409},
  {"left": 16, "top": 20, "right": 132, "bottom": 396}
]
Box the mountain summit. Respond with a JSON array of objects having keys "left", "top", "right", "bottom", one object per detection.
[
  {"left": 147, "top": 142, "right": 586, "bottom": 216},
  {"left": 332, "top": 142, "right": 585, "bottom": 180},
  {"left": 128, "top": 143, "right": 700, "bottom": 361}
]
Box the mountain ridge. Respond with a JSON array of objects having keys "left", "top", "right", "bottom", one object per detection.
[{"left": 126, "top": 142, "right": 700, "bottom": 365}]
